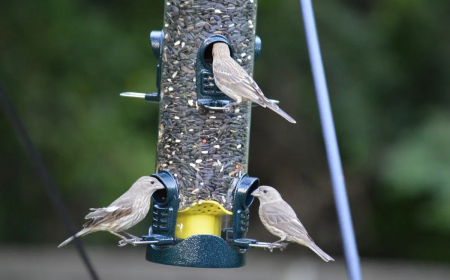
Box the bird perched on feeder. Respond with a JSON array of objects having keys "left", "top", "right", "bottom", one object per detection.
[
  {"left": 212, "top": 42, "right": 296, "bottom": 124},
  {"left": 252, "top": 185, "right": 334, "bottom": 262},
  {"left": 58, "top": 176, "right": 164, "bottom": 248}
]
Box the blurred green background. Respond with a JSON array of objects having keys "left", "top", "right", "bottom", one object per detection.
[{"left": 1, "top": 0, "right": 449, "bottom": 264}]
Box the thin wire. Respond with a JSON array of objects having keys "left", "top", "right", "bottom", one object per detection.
[
  {"left": 298, "top": 1, "right": 363, "bottom": 280},
  {"left": 0, "top": 84, "right": 100, "bottom": 280}
]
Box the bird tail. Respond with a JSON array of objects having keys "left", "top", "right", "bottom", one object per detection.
[
  {"left": 306, "top": 242, "right": 335, "bottom": 262},
  {"left": 265, "top": 101, "right": 296, "bottom": 123},
  {"left": 58, "top": 228, "right": 90, "bottom": 248}
]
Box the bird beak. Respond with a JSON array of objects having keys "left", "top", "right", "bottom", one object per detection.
[
  {"left": 251, "top": 188, "right": 261, "bottom": 197},
  {"left": 156, "top": 184, "right": 165, "bottom": 190}
]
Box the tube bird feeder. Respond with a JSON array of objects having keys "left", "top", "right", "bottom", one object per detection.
[{"left": 121, "top": 0, "right": 283, "bottom": 268}]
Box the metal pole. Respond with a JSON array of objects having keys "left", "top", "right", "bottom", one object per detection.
[
  {"left": 298, "top": 1, "right": 363, "bottom": 280},
  {"left": 0, "top": 85, "right": 100, "bottom": 280}
]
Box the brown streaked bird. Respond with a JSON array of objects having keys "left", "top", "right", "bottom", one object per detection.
[
  {"left": 212, "top": 42, "right": 296, "bottom": 123},
  {"left": 252, "top": 185, "right": 334, "bottom": 262},
  {"left": 58, "top": 176, "right": 164, "bottom": 248}
]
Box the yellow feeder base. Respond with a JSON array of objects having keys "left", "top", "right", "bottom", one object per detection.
[{"left": 175, "top": 201, "right": 233, "bottom": 239}]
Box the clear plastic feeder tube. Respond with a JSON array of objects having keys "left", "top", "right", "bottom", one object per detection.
[{"left": 156, "top": 0, "right": 258, "bottom": 213}]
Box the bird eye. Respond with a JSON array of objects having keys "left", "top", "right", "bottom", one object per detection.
[
  {"left": 150, "top": 180, "right": 155, "bottom": 184},
  {"left": 263, "top": 190, "right": 268, "bottom": 194}
]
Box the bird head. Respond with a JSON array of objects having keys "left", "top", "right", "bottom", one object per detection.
[
  {"left": 212, "top": 42, "right": 230, "bottom": 58},
  {"left": 251, "top": 185, "right": 282, "bottom": 202},
  {"left": 133, "top": 176, "right": 165, "bottom": 194}
]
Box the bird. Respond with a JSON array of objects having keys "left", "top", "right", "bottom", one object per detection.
[
  {"left": 251, "top": 185, "right": 334, "bottom": 262},
  {"left": 212, "top": 42, "right": 296, "bottom": 124},
  {"left": 58, "top": 176, "right": 164, "bottom": 248}
]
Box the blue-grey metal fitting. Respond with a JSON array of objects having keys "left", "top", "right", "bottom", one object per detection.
[
  {"left": 119, "top": 30, "right": 164, "bottom": 103},
  {"left": 119, "top": 92, "right": 160, "bottom": 102},
  {"left": 149, "top": 30, "right": 164, "bottom": 97},
  {"left": 142, "top": 170, "right": 179, "bottom": 245},
  {"left": 226, "top": 174, "right": 261, "bottom": 248},
  {"left": 254, "top": 35, "right": 262, "bottom": 61},
  {"left": 232, "top": 174, "right": 259, "bottom": 240}
]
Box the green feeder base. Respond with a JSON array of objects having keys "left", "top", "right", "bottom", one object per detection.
[{"left": 146, "top": 234, "right": 246, "bottom": 268}]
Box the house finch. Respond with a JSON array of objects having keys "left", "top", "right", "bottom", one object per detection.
[
  {"left": 212, "top": 42, "right": 296, "bottom": 124},
  {"left": 58, "top": 176, "right": 164, "bottom": 248},
  {"left": 251, "top": 186, "right": 334, "bottom": 262}
]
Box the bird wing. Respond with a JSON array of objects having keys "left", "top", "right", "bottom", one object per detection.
[
  {"left": 85, "top": 206, "right": 120, "bottom": 219},
  {"left": 262, "top": 202, "right": 312, "bottom": 239},
  {"left": 83, "top": 207, "right": 132, "bottom": 228},
  {"left": 213, "top": 58, "right": 269, "bottom": 106},
  {"left": 83, "top": 197, "right": 134, "bottom": 228}
]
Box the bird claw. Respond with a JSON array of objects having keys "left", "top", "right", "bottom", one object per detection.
[
  {"left": 263, "top": 247, "right": 273, "bottom": 252},
  {"left": 267, "top": 243, "right": 275, "bottom": 253},
  {"left": 117, "top": 237, "right": 141, "bottom": 247},
  {"left": 132, "top": 237, "right": 141, "bottom": 246},
  {"left": 266, "top": 242, "right": 287, "bottom": 252},
  {"left": 223, "top": 104, "right": 235, "bottom": 113}
]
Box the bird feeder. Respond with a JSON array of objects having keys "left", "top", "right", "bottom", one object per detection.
[{"left": 121, "top": 0, "right": 283, "bottom": 268}]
